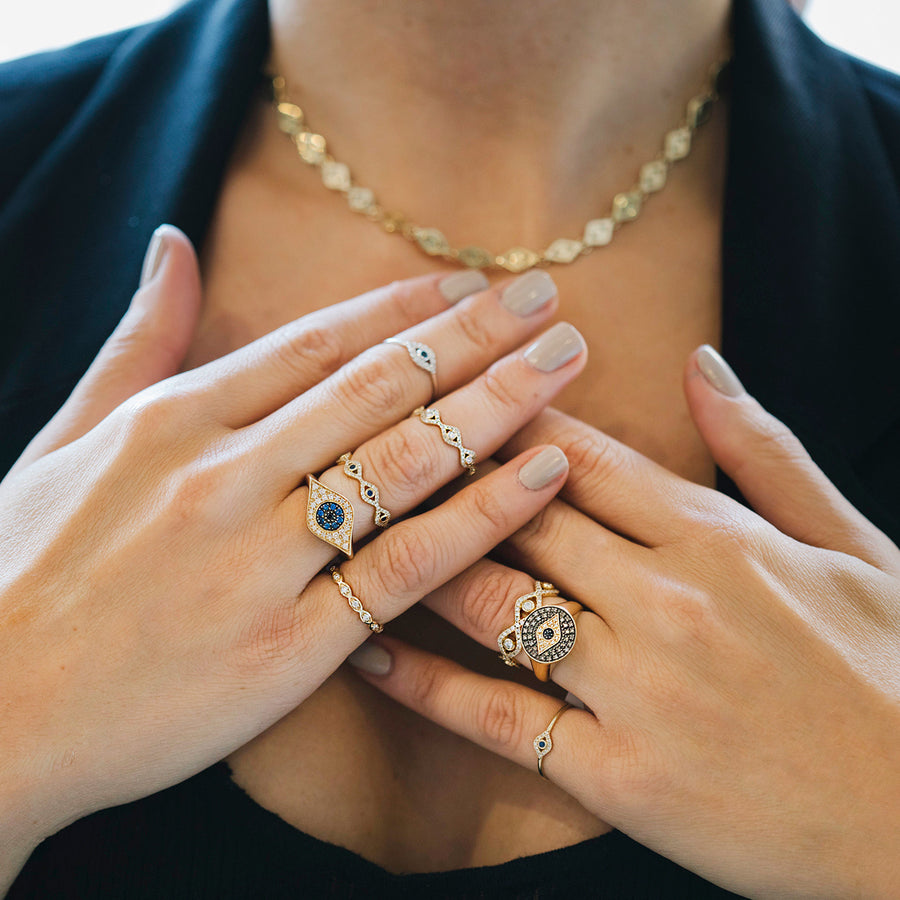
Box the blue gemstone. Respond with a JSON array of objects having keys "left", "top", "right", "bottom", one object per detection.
[
  {"left": 316, "top": 501, "right": 345, "bottom": 531},
  {"left": 538, "top": 740, "right": 546, "bottom": 749}
]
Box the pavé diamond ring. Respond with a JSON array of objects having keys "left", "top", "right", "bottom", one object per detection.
[
  {"left": 412, "top": 405, "right": 476, "bottom": 475},
  {"left": 384, "top": 337, "right": 439, "bottom": 400},
  {"left": 306, "top": 475, "right": 354, "bottom": 557},
  {"left": 329, "top": 566, "right": 383, "bottom": 632},
  {"left": 337, "top": 452, "right": 391, "bottom": 527},
  {"left": 497, "top": 580, "right": 582, "bottom": 682}
]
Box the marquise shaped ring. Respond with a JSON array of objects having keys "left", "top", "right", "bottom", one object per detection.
[{"left": 384, "top": 337, "right": 439, "bottom": 400}]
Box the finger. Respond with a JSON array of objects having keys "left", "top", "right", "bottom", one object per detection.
[
  {"left": 298, "top": 446, "right": 571, "bottom": 648},
  {"left": 500, "top": 408, "right": 727, "bottom": 547},
  {"left": 686, "top": 345, "right": 900, "bottom": 572},
  {"left": 349, "top": 636, "right": 604, "bottom": 798},
  {"left": 262, "top": 291, "right": 575, "bottom": 497},
  {"left": 288, "top": 323, "right": 584, "bottom": 548},
  {"left": 11, "top": 225, "right": 202, "bottom": 473},
  {"left": 419, "top": 558, "right": 615, "bottom": 700},
  {"left": 196, "top": 269, "right": 492, "bottom": 428},
  {"left": 499, "top": 497, "right": 659, "bottom": 627}
]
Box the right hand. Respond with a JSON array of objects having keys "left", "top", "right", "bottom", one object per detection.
[{"left": 0, "top": 226, "right": 586, "bottom": 868}]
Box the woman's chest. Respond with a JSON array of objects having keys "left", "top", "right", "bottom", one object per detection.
[{"left": 196, "top": 152, "right": 723, "bottom": 871}]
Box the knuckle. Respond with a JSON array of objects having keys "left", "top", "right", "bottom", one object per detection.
[
  {"left": 168, "top": 462, "right": 224, "bottom": 522},
  {"left": 270, "top": 321, "right": 347, "bottom": 381},
  {"left": 452, "top": 301, "right": 496, "bottom": 354},
  {"left": 563, "top": 433, "right": 623, "bottom": 490},
  {"left": 365, "top": 425, "right": 439, "bottom": 506},
  {"left": 408, "top": 654, "right": 448, "bottom": 709},
  {"left": 479, "top": 363, "right": 521, "bottom": 413},
  {"left": 466, "top": 484, "right": 513, "bottom": 534},
  {"left": 459, "top": 569, "right": 521, "bottom": 638},
  {"left": 657, "top": 583, "right": 719, "bottom": 647},
  {"left": 374, "top": 525, "right": 438, "bottom": 597},
  {"left": 477, "top": 684, "right": 526, "bottom": 749},
  {"left": 234, "top": 598, "right": 308, "bottom": 677},
  {"left": 119, "top": 387, "right": 188, "bottom": 443},
  {"left": 337, "top": 352, "right": 407, "bottom": 416}
]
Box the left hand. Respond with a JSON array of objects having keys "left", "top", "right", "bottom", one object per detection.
[{"left": 350, "top": 344, "right": 900, "bottom": 900}]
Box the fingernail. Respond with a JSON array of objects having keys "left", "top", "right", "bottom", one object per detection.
[
  {"left": 518, "top": 445, "right": 568, "bottom": 490},
  {"left": 439, "top": 270, "right": 490, "bottom": 305},
  {"left": 347, "top": 641, "right": 392, "bottom": 676},
  {"left": 139, "top": 226, "right": 171, "bottom": 287},
  {"left": 501, "top": 270, "right": 557, "bottom": 316},
  {"left": 523, "top": 322, "right": 585, "bottom": 372},
  {"left": 696, "top": 344, "right": 744, "bottom": 397}
]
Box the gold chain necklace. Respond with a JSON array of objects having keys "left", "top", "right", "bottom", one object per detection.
[{"left": 267, "top": 56, "right": 731, "bottom": 273}]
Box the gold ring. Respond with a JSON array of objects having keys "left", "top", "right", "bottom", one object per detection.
[
  {"left": 306, "top": 475, "right": 354, "bottom": 557},
  {"left": 329, "top": 566, "right": 384, "bottom": 632},
  {"left": 497, "top": 580, "right": 581, "bottom": 682},
  {"left": 412, "top": 405, "right": 476, "bottom": 475},
  {"left": 337, "top": 452, "right": 391, "bottom": 527},
  {"left": 534, "top": 702, "right": 572, "bottom": 778},
  {"left": 384, "top": 338, "right": 439, "bottom": 400}
]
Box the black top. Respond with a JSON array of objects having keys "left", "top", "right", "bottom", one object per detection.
[{"left": 2, "top": 0, "right": 899, "bottom": 896}]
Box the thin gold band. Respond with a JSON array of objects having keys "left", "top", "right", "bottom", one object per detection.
[{"left": 535, "top": 702, "right": 572, "bottom": 778}]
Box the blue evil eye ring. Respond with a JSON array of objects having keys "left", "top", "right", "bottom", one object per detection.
[
  {"left": 383, "top": 337, "right": 439, "bottom": 401},
  {"left": 534, "top": 703, "right": 573, "bottom": 778},
  {"left": 336, "top": 452, "right": 391, "bottom": 528},
  {"left": 306, "top": 475, "right": 354, "bottom": 558}
]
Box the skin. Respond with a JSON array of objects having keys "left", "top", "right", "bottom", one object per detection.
[{"left": 2, "top": 0, "right": 897, "bottom": 897}]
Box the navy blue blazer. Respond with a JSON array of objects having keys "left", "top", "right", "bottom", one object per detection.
[{"left": 1, "top": 0, "right": 899, "bottom": 895}]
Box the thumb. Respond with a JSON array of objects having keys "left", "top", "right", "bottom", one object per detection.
[
  {"left": 13, "top": 224, "right": 202, "bottom": 471},
  {"left": 684, "top": 344, "right": 898, "bottom": 572}
]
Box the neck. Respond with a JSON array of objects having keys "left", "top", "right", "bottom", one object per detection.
[{"left": 266, "top": 0, "right": 732, "bottom": 250}]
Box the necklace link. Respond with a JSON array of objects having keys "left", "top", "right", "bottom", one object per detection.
[{"left": 268, "top": 55, "right": 731, "bottom": 272}]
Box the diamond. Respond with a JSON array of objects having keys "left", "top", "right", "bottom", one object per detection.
[
  {"left": 339, "top": 584, "right": 351, "bottom": 597},
  {"left": 612, "top": 190, "right": 642, "bottom": 223},
  {"left": 640, "top": 160, "right": 668, "bottom": 193},
  {"left": 348, "top": 186, "right": 375, "bottom": 212},
  {"left": 414, "top": 227, "right": 450, "bottom": 256},
  {"left": 664, "top": 127, "right": 691, "bottom": 161},
  {"left": 503, "top": 638, "right": 515, "bottom": 651},
  {"left": 498, "top": 247, "right": 540, "bottom": 273},
  {"left": 544, "top": 238, "right": 583, "bottom": 264},
  {"left": 321, "top": 160, "right": 351, "bottom": 191},
  {"left": 360, "top": 611, "right": 372, "bottom": 624},
  {"left": 583, "top": 218, "right": 614, "bottom": 247},
  {"left": 522, "top": 600, "right": 535, "bottom": 613}
]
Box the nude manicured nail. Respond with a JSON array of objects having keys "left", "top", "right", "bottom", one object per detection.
[
  {"left": 501, "top": 270, "right": 557, "bottom": 316},
  {"left": 518, "top": 445, "right": 568, "bottom": 490},
  {"left": 439, "top": 270, "right": 490, "bottom": 304},
  {"left": 139, "top": 225, "right": 171, "bottom": 288},
  {"left": 347, "top": 641, "right": 392, "bottom": 675},
  {"left": 523, "top": 322, "right": 585, "bottom": 372},
  {"left": 696, "top": 344, "right": 745, "bottom": 397}
]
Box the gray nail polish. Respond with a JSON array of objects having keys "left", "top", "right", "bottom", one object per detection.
[
  {"left": 696, "top": 344, "right": 745, "bottom": 397},
  {"left": 139, "top": 226, "right": 170, "bottom": 287},
  {"left": 523, "top": 322, "right": 585, "bottom": 372},
  {"left": 501, "top": 270, "right": 557, "bottom": 316},
  {"left": 347, "top": 641, "right": 392, "bottom": 675},
  {"left": 439, "top": 269, "right": 490, "bottom": 305},
  {"left": 518, "top": 445, "right": 568, "bottom": 490}
]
